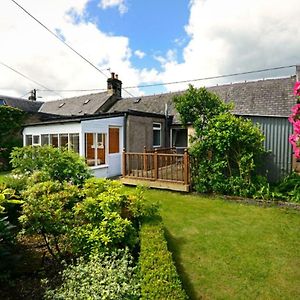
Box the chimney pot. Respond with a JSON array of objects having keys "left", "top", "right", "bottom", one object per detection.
[
  {"left": 111, "top": 72, "right": 115, "bottom": 79},
  {"left": 116, "top": 74, "right": 118, "bottom": 79}
]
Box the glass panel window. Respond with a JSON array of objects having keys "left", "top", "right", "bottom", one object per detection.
[
  {"left": 171, "top": 128, "right": 188, "bottom": 148},
  {"left": 50, "top": 134, "right": 58, "bottom": 147},
  {"left": 25, "top": 135, "right": 32, "bottom": 146},
  {"left": 153, "top": 123, "right": 161, "bottom": 147},
  {"left": 41, "top": 134, "right": 49, "bottom": 146},
  {"left": 32, "top": 135, "right": 40, "bottom": 146},
  {"left": 85, "top": 133, "right": 106, "bottom": 166},
  {"left": 109, "top": 127, "right": 120, "bottom": 154},
  {"left": 69, "top": 133, "right": 79, "bottom": 153},
  {"left": 59, "top": 134, "right": 68, "bottom": 148},
  {"left": 97, "top": 134, "right": 106, "bottom": 165}
]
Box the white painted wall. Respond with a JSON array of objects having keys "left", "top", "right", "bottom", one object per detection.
[{"left": 22, "top": 117, "right": 124, "bottom": 178}]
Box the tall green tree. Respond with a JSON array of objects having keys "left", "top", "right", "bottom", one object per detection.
[
  {"left": 174, "top": 85, "right": 231, "bottom": 136},
  {"left": 174, "top": 85, "right": 265, "bottom": 196}
]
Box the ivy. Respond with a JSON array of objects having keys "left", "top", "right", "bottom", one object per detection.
[{"left": 0, "top": 106, "right": 25, "bottom": 170}]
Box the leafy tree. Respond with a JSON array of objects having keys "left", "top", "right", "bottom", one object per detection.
[
  {"left": 174, "top": 86, "right": 266, "bottom": 196},
  {"left": 174, "top": 84, "right": 231, "bottom": 135}
]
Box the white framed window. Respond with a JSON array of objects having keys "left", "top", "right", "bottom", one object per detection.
[
  {"left": 25, "top": 135, "right": 32, "bottom": 146},
  {"left": 32, "top": 135, "right": 40, "bottom": 146},
  {"left": 41, "top": 134, "right": 49, "bottom": 146},
  {"left": 85, "top": 133, "right": 106, "bottom": 166},
  {"left": 153, "top": 123, "right": 161, "bottom": 147}
]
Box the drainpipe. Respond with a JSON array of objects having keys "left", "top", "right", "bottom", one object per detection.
[{"left": 123, "top": 112, "right": 128, "bottom": 151}]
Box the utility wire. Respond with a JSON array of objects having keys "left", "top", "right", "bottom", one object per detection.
[
  {"left": 36, "top": 64, "right": 297, "bottom": 93},
  {"left": 124, "top": 64, "right": 296, "bottom": 89},
  {"left": 10, "top": 0, "right": 135, "bottom": 97},
  {"left": 0, "top": 61, "right": 61, "bottom": 97}
]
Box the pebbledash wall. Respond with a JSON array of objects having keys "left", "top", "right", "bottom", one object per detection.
[{"left": 22, "top": 116, "right": 124, "bottom": 178}]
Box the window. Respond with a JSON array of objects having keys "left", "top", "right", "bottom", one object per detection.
[
  {"left": 85, "top": 133, "right": 106, "bottom": 166},
  {"left": 41, "top": 134, "right": 49, "bottom": 146},
  {"left": 171, "top": 128, "right": 188, "bottom": 148},
  {"left": 25, "top": 135, "right": 32, "bottom": 146},
  {"left": 32, "top": 135, "right": 40, "bottom": 146},
  {"left": 0, "top": 99, "right": 6, "bottom": 105},
  {"left": 59, "top": 134, "right": 68, "bottom": 148},
  {"left": 50, "top": 134, "right": 58, "bottom": 147},
  {"left": 153, "top": 123, "right": 161, "bottom": 147},
  {"left": 109, "top": 127, "right": 120, "bottom": 154},
  {"left": 69, "top": 133, "right": 79, "bottom": 153}
]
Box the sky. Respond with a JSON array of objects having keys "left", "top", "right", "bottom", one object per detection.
[{"left": 0, "top": 0, "right": 300, "bottom": 101}]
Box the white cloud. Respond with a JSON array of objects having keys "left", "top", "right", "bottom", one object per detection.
[
  {"left": 0, "top": 0, "right": 151, "bottom": 100},
  {"left": 134, "top": 50, "right": 146, "bottom": 59},
  {"left": 158, "top": 0, "right": 300, "bottom": 92},
  {"left": 98, "top": 0, "right": 128, "bottom": 15}
]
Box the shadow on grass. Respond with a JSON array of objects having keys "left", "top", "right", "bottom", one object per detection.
[{"left": 164, "top": 227, "right": 200, "bottom": 300}]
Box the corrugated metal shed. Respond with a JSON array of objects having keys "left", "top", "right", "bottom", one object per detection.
[{"left": 245, "top": 115, "right": 293, "bottom": 182}]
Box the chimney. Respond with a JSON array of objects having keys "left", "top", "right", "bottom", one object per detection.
[
  {"left": 28, "top": 89, "right": 36, "bottom": 101},
  {"left": 107, "top": 72, "right": 122, "bottom": 98}
]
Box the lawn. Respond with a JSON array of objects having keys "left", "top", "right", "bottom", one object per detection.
[{"left": 143, "top": 189, "right": 300, "bottom": 300}]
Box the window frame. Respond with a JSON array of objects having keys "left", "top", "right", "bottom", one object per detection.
[{"left": 153, "top": 122, "right": 162, "bottom": 148}]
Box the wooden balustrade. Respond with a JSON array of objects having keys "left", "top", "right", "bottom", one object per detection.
[{"left": 122, "top": 148, "right": 190, "bottom": 186}]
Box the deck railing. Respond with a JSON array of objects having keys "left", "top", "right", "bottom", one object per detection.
[{"left": 122, "top": 148, "right": 190, "bottom": 185}]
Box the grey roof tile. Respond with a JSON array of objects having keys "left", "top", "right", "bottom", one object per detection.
[
  {"left": 0, "top": 95, "right": 44, "bottom": 112},
  {"left": 39, "top": 92, "right": 112, "bottom": 116},
  {"left": 109, "top": 76, "right": 297, "bottom": 122}
]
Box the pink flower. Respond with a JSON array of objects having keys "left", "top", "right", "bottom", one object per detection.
[
  {"left": 294, "top": 120, "right": 300, "bottom": 134},
  {"left": 291, "top": 103, "right": 300, "bottom": 114},
  {"left": 295, "top": 147, "right": 300, "bottom": 159},
  {"left": 293, "top": 82, "right": 300, "bottom": 96}
]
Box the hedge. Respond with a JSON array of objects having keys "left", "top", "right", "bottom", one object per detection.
[{"left": 138, "top": 218, "right": 188, "bottom": 300}]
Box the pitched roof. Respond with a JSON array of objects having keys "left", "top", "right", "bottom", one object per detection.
[
  {"left": 39, "top": 92, "right": 112, "bottom": 116},
  {"left": 108, "top": 92, "right": 182, "bottom": 123},
  {"left": 108, "top": 76, "right": 297, "bottom": 123},
  {"left": 0, "top": 95, "right": 44, "bottom": 112},
  {"left": 208, "top": 76, "right": 296, "bottom": 117}
]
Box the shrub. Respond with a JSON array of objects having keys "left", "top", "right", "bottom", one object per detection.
[
  {"left": 70, "top": 179, "right": 157, "bottom": 256},
  {"left": 138, "top": 218, "right": 188, "bottom": 300},
  {"left": 190, "top": 113, "right": 265, "bottom": 196},
  {"left": 20, "top": 178, "right": 157, "bottom": 259},
  {"left": 10, "top": 146, "right": 91, "bottom": 185},
  {"left": 44, "top": 249, "right": 140, "bottom": 300},
  {"left": 275, "top": 172, "right": 300, "bottom": 203},
  {"left": 0, "top": 193, "right": 19, "bottom": 282},
  {"left": 20, "top": 181, "right": 81, "bottom": 259}
]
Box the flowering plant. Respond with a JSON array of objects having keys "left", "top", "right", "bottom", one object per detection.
[{"left": 288, "top": 82, "right": 300, "bottom": 158}]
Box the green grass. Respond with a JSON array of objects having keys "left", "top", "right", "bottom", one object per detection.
[{"left": 143, "top": 189, "right": 300, "bottom": 300}]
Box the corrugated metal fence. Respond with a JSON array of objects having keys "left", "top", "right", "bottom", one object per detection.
[{"left": 245, "top": 116, "right": 293, "bottom": 182}]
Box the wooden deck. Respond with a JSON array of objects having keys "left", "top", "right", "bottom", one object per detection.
[{"left": 121, "top": 148, "right": 190, "bottom": 192}]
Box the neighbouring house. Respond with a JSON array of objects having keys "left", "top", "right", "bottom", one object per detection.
[{"left": 15, "top": 67, "right": 300, "bottom": 181}]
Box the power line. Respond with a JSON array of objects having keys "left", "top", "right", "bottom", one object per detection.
[
  {"left": 36, "top": 64, "right": 297, "bottom": 93},
  {"left": 10, "top": 0, "right": 135, "bottom": 97},
  {"left": 0, "top": 60, "right": 59, "bottom": 94},
  {"left": 123, "top": 64, "right": 296, "bottom": 89}
]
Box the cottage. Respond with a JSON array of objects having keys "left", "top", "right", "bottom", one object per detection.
[{"left": 17, "top": 66, "right": 300, "bottom": 180}]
